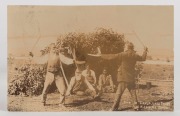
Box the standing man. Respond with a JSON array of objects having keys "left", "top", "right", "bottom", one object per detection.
[
  {"left": 110, "top": 42, "right": 148, "bottom": 111},
  {"left": 41, "top": 43, "right": 68, "bottom": 107},
  {"left": 87, "top": 42, "right": 148, "bottom": 110}
]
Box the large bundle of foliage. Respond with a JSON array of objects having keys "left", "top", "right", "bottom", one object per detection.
[
  {"left": 57, "top": 28, "right": 125, "bottom": 60},
  {"left": 40, "top": 28, "right": 125, "bottom": 83},
  {"left": 56, "top": 28, "right": 125, "bottom": 83},
  {"left": 40, "top": 28, "right": 125, "bottom": 76},
  {"left": 41, "top": 28, "right": 125, "bottom": 58}
]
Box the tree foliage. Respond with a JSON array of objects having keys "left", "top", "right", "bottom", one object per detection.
[{"left": 58, "top": 28, "right": 125, "bottom": 60}]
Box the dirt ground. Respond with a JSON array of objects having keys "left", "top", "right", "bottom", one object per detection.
[
  {"left": 8, "top": 83, "right": 173, "bottom": 112},
  {"left": 8, "top": 63, "right": 174, "bottom": 112}
]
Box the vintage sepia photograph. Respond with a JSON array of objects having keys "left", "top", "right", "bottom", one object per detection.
[{"left": 7, "top": 5, "right": 174, "bottom": 111}]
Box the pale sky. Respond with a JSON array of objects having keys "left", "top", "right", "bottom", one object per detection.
[{"left": 8, "top": 6, "right": 173, "bottom": 58}]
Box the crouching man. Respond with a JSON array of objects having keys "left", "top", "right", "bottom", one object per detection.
[
  {"left": 98, "top": 68, "right": 115, "bottom": 93},
  {"left": 66, "top": 69, "right": 97, "bottom": 98},
  {"left": 82, "top": 64, "right": 96, "bottom": 86}
]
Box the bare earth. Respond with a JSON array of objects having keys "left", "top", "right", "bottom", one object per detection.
[
  {"left": 8, "top": 63, "right": 174, "bottom": 111},
  {"left": 8, "top": 83, "right": 173, "bottom": 111}
]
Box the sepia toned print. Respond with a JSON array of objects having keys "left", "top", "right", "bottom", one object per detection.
[{"left": 8, "top": 6, "right": 173, "bottom": 111}]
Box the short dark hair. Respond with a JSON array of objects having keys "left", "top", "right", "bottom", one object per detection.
[{"left": 127, "top": 42, "right": 134, "bottom": 50}]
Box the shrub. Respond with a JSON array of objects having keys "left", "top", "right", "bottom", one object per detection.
[{"left": 8, "top": 64, "right": 46, "bottom": 96}]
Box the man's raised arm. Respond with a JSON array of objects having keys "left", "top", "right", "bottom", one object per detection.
[{"left": 136, "top": 47, "right": 148, "bottom": 61}]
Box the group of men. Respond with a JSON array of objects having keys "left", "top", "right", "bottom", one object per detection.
[
  {"left": 66, "top": 65, "right": 114, "bottom": 98},
  {"left": 41, "top": 42, "right": 148, "bottom": 111}
]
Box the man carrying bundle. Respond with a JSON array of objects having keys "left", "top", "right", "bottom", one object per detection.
[
  {"left": 109, "top": 42, "right": 148, "bottom": 111},
  {"left": 41, "top": 43, "right": 71, "bottom": 107},
  {"left": 88, "top": 42, "right": 148, "bottom": 110}
]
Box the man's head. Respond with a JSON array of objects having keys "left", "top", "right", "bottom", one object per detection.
[
  {"left": 103, "top": 68, "right": 107, "bottom": 75},
  {"left": 124, "top": 42, "right": 134, "bottom": 51},
  {"left": 49, "top": 43, "right": 57, "bottom": 53},
  {"left": 127, "top": 42, "right": 134, "bottom": 50},
  {"left": 75, "top": 69, "right": 82, "bottom": 80},
  {"left": 87, "top": 70, "right": 92, "bottom": 77}
]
